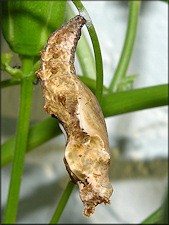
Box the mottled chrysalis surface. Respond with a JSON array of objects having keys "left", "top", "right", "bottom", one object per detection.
[{"left": 35, "top": 15, "right": 113, "bottom": 217}]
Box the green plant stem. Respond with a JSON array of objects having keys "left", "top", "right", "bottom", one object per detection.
[
  {"left": 109, "top": 1, "right": 141, "bottom": 92},
  {"left": 1, "top": 84, "right": 168, "bottom": 168},
  {"left": 103, "top": 84, "right": 168, "bottom": 117},
  {"left": 50, "top": 181, "right": 75, "bottom": 224},
  {"left": 3, "top": 64, "right": 23, "bottom": 79},
  {"left": 3, "top": 56, "right": 34, "bottom": 224},
  {"left": 72, "top": 0, "right": 103, "bottom": 104}
]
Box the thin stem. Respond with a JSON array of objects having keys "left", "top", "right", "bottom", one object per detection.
[
  {"left": 72, "top": 0, "right": 103, "bottom": 104},
  {"left": 50, "top": 181, "right": 75, "bottom": 224},
  {"left": 3, "top": 56, "right": 34, "bottom": 224},
  {"left": 3, "top": 64, "right": 23, "bottom": 79},
  {"left": 103, "top": 84, "right": 168, "bottom": 117},
  {"left": 109, "top": 1, "right": 141, "bottom": 92}
]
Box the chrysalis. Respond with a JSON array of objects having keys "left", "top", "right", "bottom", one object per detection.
[{"left": 35, "top": 15, "right": 113, "bottom": 217}]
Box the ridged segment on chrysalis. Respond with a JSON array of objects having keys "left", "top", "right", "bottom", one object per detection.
[{"left": 35, "top": 15, "right": 113, "bottom": 217}]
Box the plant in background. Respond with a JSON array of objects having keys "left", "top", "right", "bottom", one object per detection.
[{"left": 1, "top": 1, "right": 168, "bottom": 224}]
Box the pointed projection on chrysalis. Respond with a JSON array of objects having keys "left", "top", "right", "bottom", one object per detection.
[{"left": 35, "top": 15, "right": 113, "bottom": 217}]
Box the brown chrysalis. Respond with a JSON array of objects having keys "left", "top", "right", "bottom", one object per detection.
[{"left": 35, "top": 15, "right": 113, "bottom": 217}]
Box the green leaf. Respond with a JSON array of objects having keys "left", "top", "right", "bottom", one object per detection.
[
  {"left": 1, "top": 53, "right": 12, "bottom": 70},
  {"left": 1, "top": 1, "right": 66, "bottom": 56},
  {"left": 142, "top": 207, "right": 163, "bottom": 224},
  {"left": 117, "top": 74, "right": 139, "bottom": 92},
  {"left": 161, "top": 0, "right": 169, "bottom": 3},
  {"left": 141, "top": 190, "right": 168, "bottom": 224}
]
